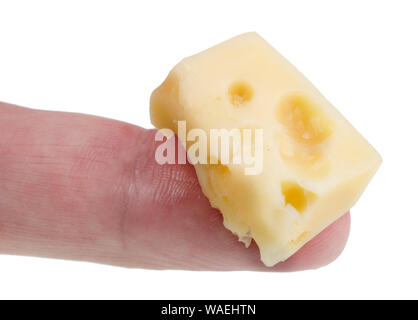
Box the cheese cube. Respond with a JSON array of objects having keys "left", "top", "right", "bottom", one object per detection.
[{"left": 150, "top": 32, "right": 381, "bottom": 267}]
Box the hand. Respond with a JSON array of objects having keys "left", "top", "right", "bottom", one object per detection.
[{"left": 0, "top": 102, "right": 350, "bottom": 271}]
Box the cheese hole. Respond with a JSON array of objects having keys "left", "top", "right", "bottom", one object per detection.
[
  {"left": 290, "top": 232, "right": 310, "bottom": 245},
  {"left": 208, "top": 164, "right": 230, "bottom": 200},
  {"left": 211, "top": 163, "right": 230, "bottom": 175},
  {"left": 229, "top": 81, "right": 253, "bottom": 106},
  {"left": 277, "top": 94, "right": 333, "bottom": 146},
  {"left": 281, "top": 181, "right": 316, "bottom": 213},
  {"left": 206, "top": 157, "right": 231, "bottom": 196}
]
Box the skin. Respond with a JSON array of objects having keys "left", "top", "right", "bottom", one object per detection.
[{"left": 0, "top": 102, "right": 350, "bottom": 271}]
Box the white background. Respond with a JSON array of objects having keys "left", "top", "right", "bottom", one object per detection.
[{"left": 0, "top": 0, "right": 417, "bottom": 299}]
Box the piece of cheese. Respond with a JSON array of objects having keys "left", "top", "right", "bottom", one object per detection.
[{"left": 150, "top": 32, "right": 381, "bottom": 267}]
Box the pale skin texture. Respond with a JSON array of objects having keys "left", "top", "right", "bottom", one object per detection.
[{"left": 0, "top": 102, "right": 350, "bottom": 271}]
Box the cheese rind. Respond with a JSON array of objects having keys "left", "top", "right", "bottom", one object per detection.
[{"left": 150, "top": 33, "right": 381, "bottom": 266}]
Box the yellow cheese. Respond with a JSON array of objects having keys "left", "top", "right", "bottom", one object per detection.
[{"left": 150, "top": 32, "right": 381, "bottom": 267}]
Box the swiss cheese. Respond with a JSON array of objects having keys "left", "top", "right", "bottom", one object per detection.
[{"left": 150, "top": 33, "right": 381, "bottom": 266}]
